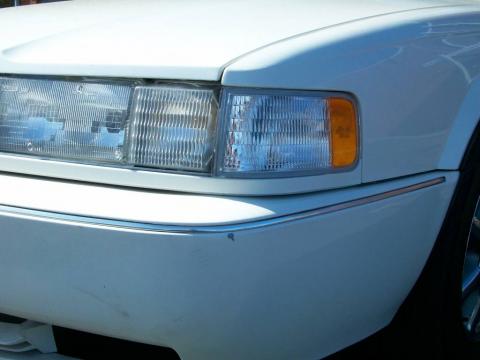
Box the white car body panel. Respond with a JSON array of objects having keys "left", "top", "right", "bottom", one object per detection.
[
  {"left": 0, "top": 153, "right": 362, "bottom": 196},
  {"left": 0, "top": 1, "right": 477, "bottom": 194},
  {"left": 0, "top": 172, "right": 420, "bottom": 226},
  {"left": 0, "top": 0, "right": 479, "bottom": 358},
  {"left": 0, "top": 0, "right": 471, "bottom": 81},
  {"left": 0, "top": 170, "right": 450, "bottom": 227},
  {"left": 0, "top": 172, "right": 457, "bottom": 360},
  {"left": 223, "top": 6, "right": 480, "bottom": 183},
  {"left": 438, "top": 77, "right": 480, "bottom": 169}
]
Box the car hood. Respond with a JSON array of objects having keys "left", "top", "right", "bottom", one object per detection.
[{"left": 0, "top": 0, "right": 473, "bottom": 80}]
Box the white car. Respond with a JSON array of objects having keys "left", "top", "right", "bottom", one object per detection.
[{"left": 0, "top": 0, "right": 480, "bottom": 359}]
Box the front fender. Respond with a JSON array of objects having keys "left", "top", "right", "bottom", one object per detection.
[{"left": 222, "top": 6, "right": 480, "bottom": 182}]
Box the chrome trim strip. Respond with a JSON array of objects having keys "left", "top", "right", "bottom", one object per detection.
[{"left": 0, "top": 177, "right": 445, "bottom": 234}]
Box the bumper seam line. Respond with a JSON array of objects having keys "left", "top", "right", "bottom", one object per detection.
[{"left": 0, "top": 177, "right": 445, "bottom": 234}]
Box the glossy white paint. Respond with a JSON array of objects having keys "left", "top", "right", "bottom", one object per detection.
[
  {"left": 0, "top": 171, "right": 457, "bottom": 360},
  {"left": 0, "top": 2, "right": 477, "bottom": 194},
  {"left": 438, "top": 77, "right": 480, "bottom": 169},
  {"left": 0, "top": 172, "right": 444, "bottom": 226},
  {"left": 0, "top": 0, "right": 472, "bottom": 81},
  {"left": 0, "top": 153, "right": 361, "bottom": 196},
  {"left": 0, "top": 1, "right": 478, "bottom": 358},
  {"left": 0, "top": 0, "right": 480, "bottom": 195},
  {"left": 222, "top": 6, "right": 480, "bottom": 183}
]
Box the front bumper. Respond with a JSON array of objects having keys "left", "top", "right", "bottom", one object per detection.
[{"left": 0, "top": 172, "right": 457, "bottom": 359}]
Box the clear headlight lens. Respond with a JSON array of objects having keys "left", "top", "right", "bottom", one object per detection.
[
  {"left": 217, "top": 88, "right": 358, "bottom": 177},
  {"left": 218, "top": 89, "right": 328, "bottom": 176},
  {"left": 0, "top": 77, "right": 218, "bottom": 172},
  {"left": 0, "top": 77, "right": 131, "bottom": 163},
  {"left": 128, "top": 86, "right": 217, "bottom": 172},
  {"left": 0, "top": 76, "right": 358, "bottom": 178}
]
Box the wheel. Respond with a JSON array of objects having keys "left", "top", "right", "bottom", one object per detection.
[
  {"left": 462, "top": 200, "right": 480, "bottom": 343},
  {"left": 384, "top": 132, "right": 480, "bottom": 359}
]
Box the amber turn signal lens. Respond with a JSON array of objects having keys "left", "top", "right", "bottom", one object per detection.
[{"left": 328, "top": 97, "right": 358, "bottom": 168}]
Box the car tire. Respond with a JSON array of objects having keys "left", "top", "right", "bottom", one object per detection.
[{"left": 384, "top": 131, "right": 480, "bottom": 360}]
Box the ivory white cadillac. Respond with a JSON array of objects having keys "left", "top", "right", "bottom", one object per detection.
[{"left": 2, "top": 0, "right": 480, "bottom": 359}]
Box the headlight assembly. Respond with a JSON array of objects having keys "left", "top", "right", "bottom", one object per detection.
[
  {"left": 0, "top": 76, "right": 358, "bottom": 178},
  {"left": 217, "top": 88, "right": 358, "bottom": 177}
]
